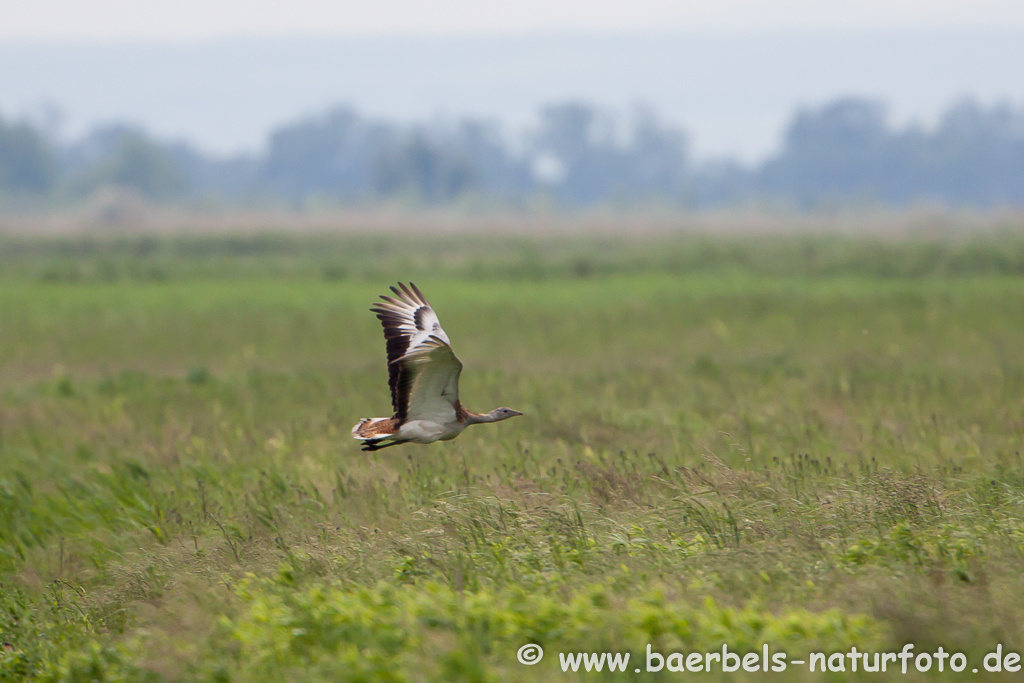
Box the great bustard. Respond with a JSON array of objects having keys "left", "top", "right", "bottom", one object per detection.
[{"left": 352, "top": 282, "right": 522, "bottom": 451}]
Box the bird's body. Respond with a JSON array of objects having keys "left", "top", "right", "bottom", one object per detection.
[
  {"left": 352, "top": 282, "right": 521, "bottom": 451},
  {"left": 352, "top": 414, "right": 466, "bottom": 444}
]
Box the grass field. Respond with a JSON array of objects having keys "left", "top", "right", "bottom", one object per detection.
[{"left": 2, "top": 230, "right": 1024, "bottom": 681}]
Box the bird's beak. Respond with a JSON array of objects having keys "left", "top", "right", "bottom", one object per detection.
[{"left": 510, "top": 410, "right": 524, "bottom": 417}]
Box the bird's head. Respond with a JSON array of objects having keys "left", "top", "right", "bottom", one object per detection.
[{"left": 488, "top": 407, "right": 523, "bottom": 422}]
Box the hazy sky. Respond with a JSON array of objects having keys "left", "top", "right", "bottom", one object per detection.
[
  {"left": 4, "top": 0, "right": 1024, "bottom": 40},
  {"left": 2, "top": 2, "right": 1023, "bottom": 163}
]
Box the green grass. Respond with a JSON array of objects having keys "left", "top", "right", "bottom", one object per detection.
[{"left": 2, "top": 231, "right": 1024, "bottom": 680}]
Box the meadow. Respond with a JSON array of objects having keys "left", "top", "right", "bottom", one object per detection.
[{"left": 1, "top": 228, "right": 1024, "bottom": 681}]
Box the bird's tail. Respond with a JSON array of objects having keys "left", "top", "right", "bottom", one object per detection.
[{"left": 351, "top": 417, "right": 399, "bottom": 441}]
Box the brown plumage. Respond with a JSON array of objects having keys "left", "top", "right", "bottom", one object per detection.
[{"left": 352, "top": 417, "right": 400, "bottom": 438}]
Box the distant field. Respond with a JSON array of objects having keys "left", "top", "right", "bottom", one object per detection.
[{"left": 2, "top": 232, "right": 1024, "bottom": 681}]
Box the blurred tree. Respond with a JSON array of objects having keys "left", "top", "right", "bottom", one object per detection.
[
  {"left": 924, "top": 99, "right": 1024, "bottom": 205},
  {"left": 169, "top": 143, "right": 260, "bottom": 201},
  {"left": 0, "top": 116, "right": 58, "bottom": 197},
  {"left": 10, "top": 97, "right": 1022, "bottom": 210},
  {"left": 622, "top": 105, "right": 689, "bottom": 200},
  {"left": 447, "top": 120, "right": 533, "bottom": 200},
  {"left": 531, "top": 102, "right": 688, "bottom": 206},
  {"left": 68, "top": 126, "right": 189, "bottom": 200},
  {"left": 261, "top": 107, "right": 396, "bottom": 201},
  {"left": 373, "top": 129, "right": 475, "bottom": 203},
  {"left": 745, "top": 97, "right": 1024, "bottom": 208},
  {"left": 758, "top": 98, "right": 891, "bottom": 207},
  {"left": 531, "top": 102, "right": 608, "bottom": 204}
]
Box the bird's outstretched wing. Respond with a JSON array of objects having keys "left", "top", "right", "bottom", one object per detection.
[{"left": 370, "top": 282, "right": 463, "bottom": 422}]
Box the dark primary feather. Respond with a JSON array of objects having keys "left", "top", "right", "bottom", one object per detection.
[
  {"left": 393, "top": 360, "right": 419, "bottom": 422},
  {"left": 369, "top": 281, "right": 445, "bottom": 420},
  {"left": 369, "top": 309, "right": 411, "bottom": 414}
]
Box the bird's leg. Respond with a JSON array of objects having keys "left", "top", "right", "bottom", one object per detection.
[{"left": 361, "top": 439, "right": 405, "bottom": 452}]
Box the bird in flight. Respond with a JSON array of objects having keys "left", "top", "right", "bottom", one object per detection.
[{"left": 352, "top": 282, "right": 522, "bottom": 451}]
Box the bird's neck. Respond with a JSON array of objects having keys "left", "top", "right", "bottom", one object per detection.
[{"left": 465, "top": 410, "right": 496, "bottom": 425}]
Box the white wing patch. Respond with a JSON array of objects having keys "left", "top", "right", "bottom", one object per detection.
[
  {"left": 370, "top": 283, "right": 463, "bottom": 422},
  {"left": 373, "top": 282, "right": 450, "bottom": 352}
]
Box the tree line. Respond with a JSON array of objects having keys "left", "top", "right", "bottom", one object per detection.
[{"left": 2, "top": 97, "right": 1023, "bottom": 209}]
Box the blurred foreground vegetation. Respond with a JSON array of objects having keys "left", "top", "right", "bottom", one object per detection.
[{"left": 1, "top": 229, "right": 1024, "bottom": 680}]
